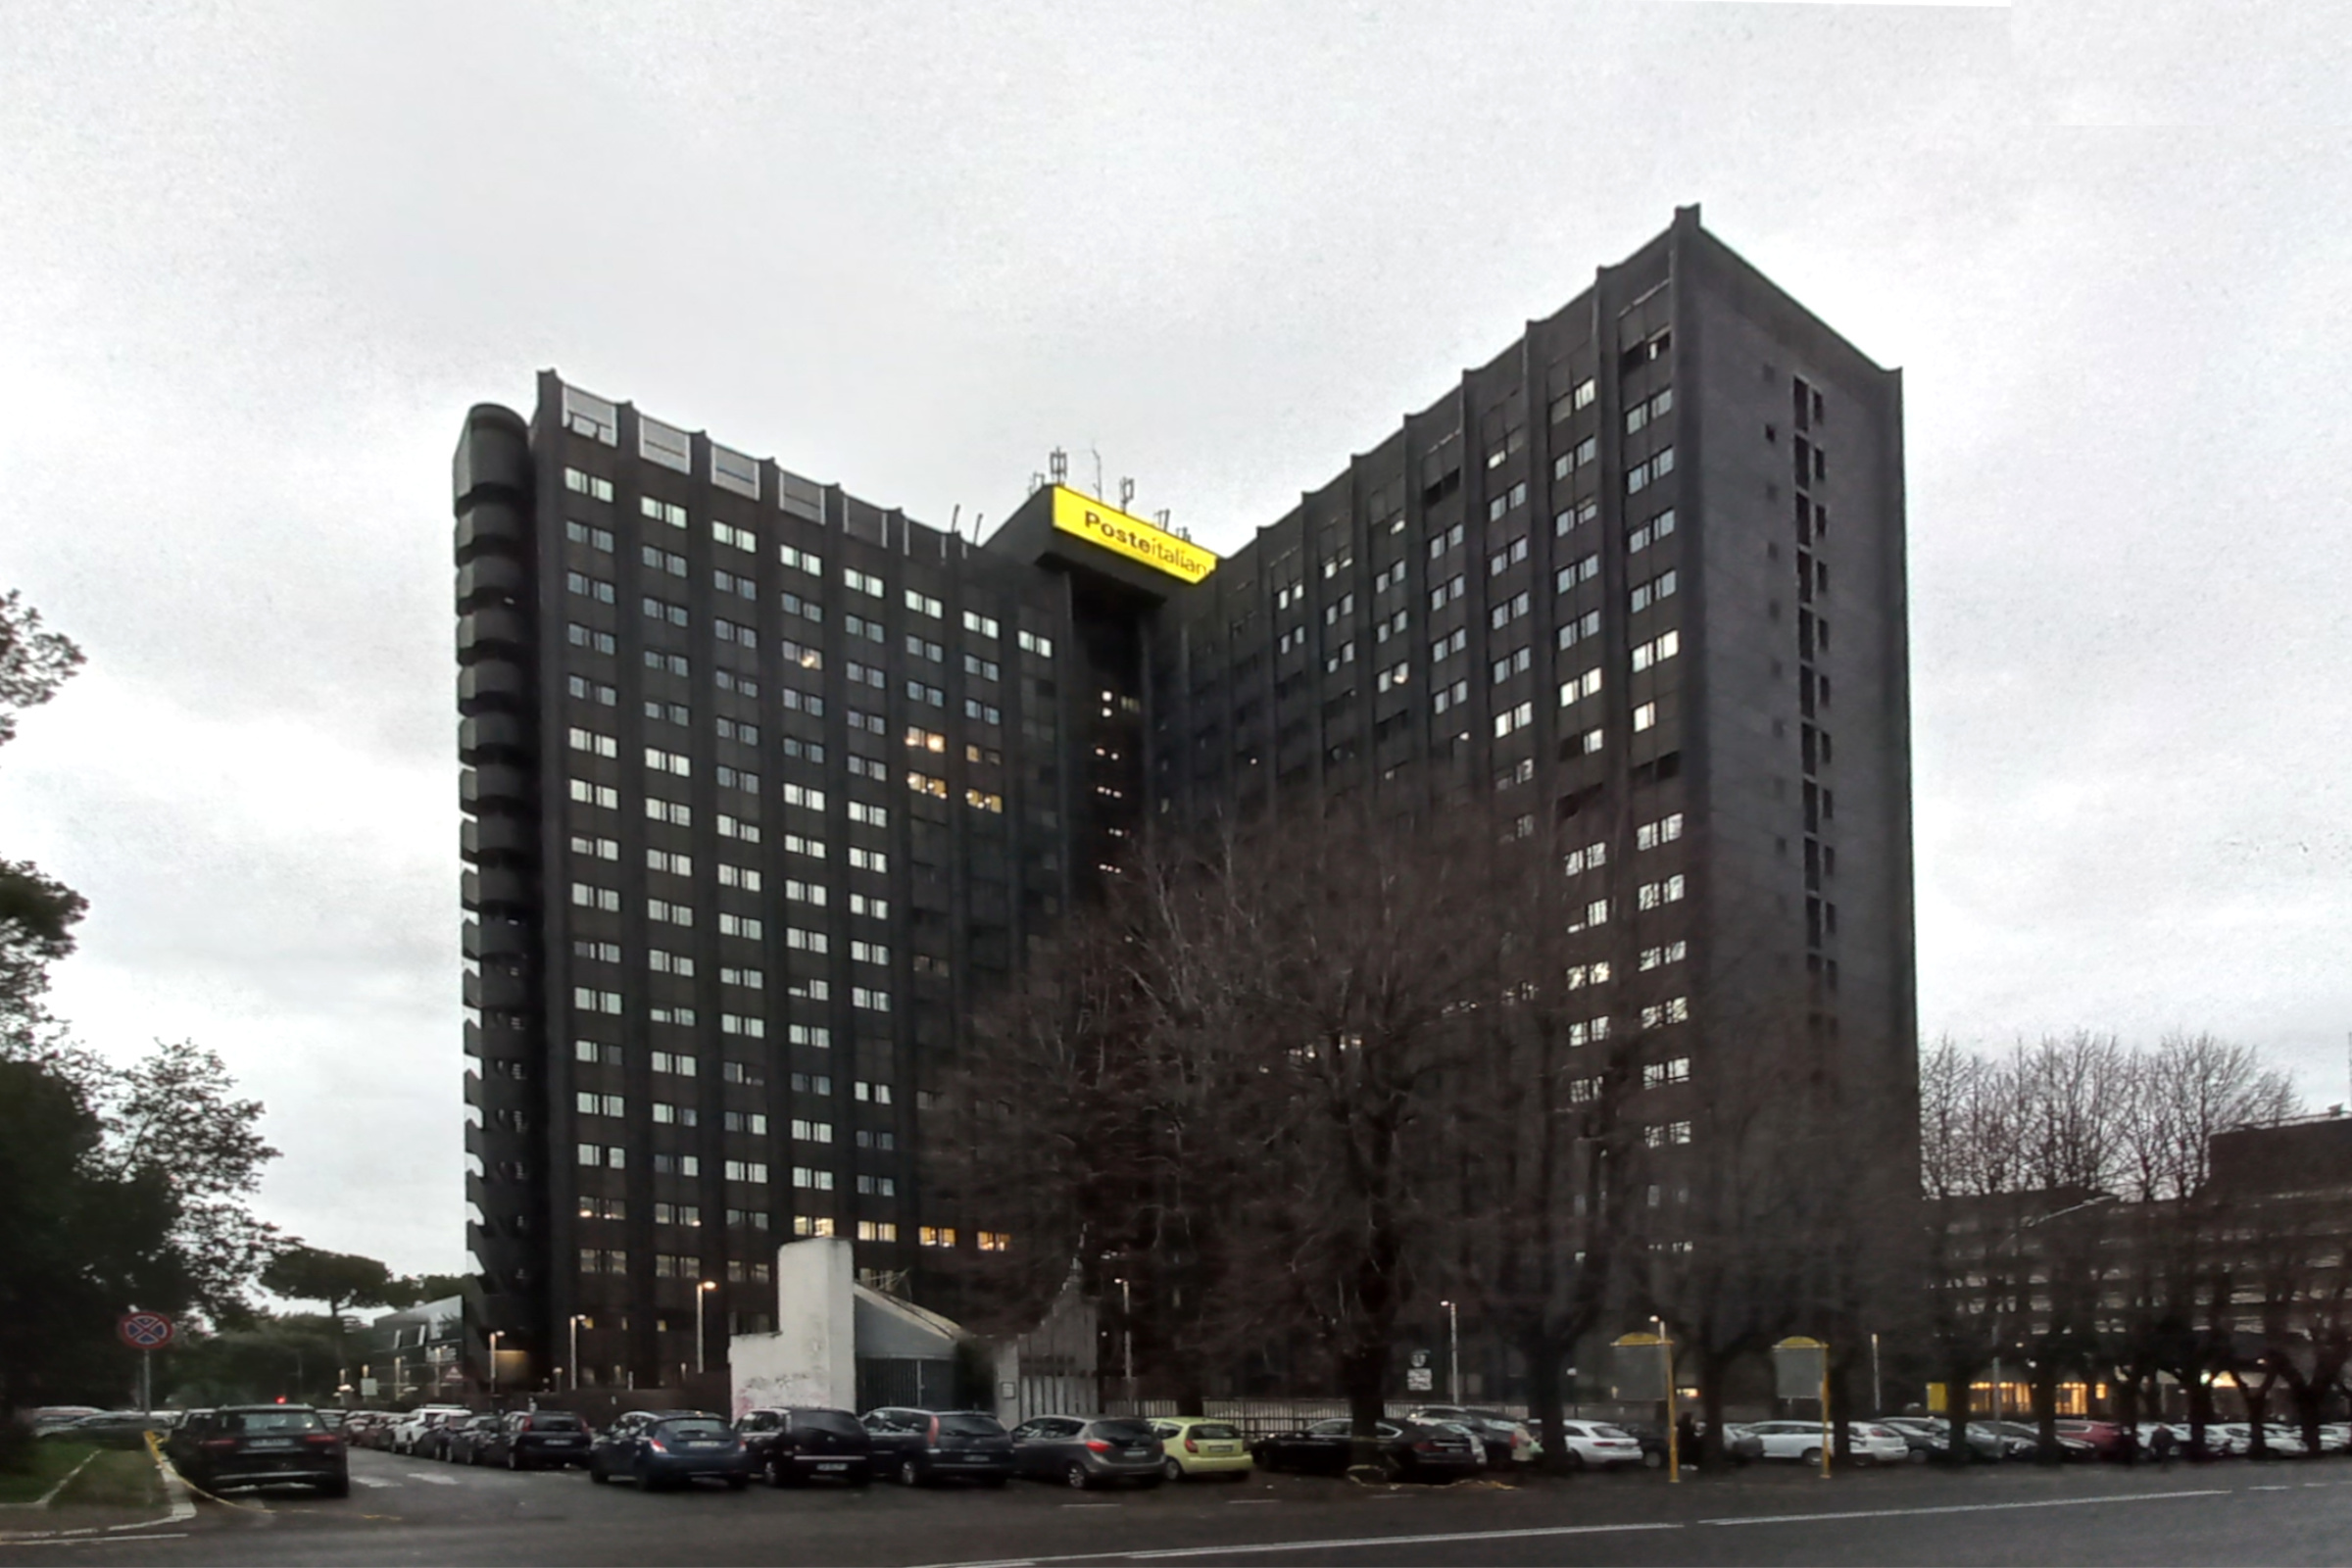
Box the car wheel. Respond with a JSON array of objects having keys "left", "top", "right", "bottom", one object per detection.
[
  {"left": 1801, "top": 1447, "right": 1822, "bottom": 1465},
  {"left": 725, "top": 1476, "right": 748, "bottom": 1492},
  {"left": 1909, "top": 1447, "right": 1930, "bottom": 1465},
  {"left": 1161, "top": 1456, "right": 1184, "bottom": 1483},
  {"left": 1643, "top": 1448, "right": 1664, "bottom": 1469},
  {"left": 588, "top": 1463, "right": 609, "bottom": 1485},
  {"left": 896, "top": 1456, "right": 921, "bottom": 1488},
  {"left": 849, "top": 1466, "right": 873, "bottom": 1489},
  {"left": 1065, "top": 1463, "right": 1093, "bottom": 1491},
  {"left": 1565, "top": 1450, "right": 1587, "bottom": 1472},
  {"left": 317, "top": 1475, "right": 350, "bottom": 1498}
]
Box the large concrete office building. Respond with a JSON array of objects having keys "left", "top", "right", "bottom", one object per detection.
[{"left": 454, "top": 205, "right": 1914, "bottom": 1390}]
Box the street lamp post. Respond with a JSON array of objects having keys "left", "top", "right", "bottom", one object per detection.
[
  {"left": 697, "top": 1281, "right": 718, "bottom": 1375},
  {"left": 568, "top": 1315, "right": 584, "bottom": 1393},
  {"left": 488, "top": 1331, "right": 503, "bottom": 1402},
  {"left": 1441, "top": 1300, "right": 1460, "bottom": 1407}
]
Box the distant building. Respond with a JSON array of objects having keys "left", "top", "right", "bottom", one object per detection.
[
  {"left": 364, "top": 1296, "right": 464, "bottom": 1403},
  {"left": 455, "top": 204, "right": 1917, "bottom": 1390}
]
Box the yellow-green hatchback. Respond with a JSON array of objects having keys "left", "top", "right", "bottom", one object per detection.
[{"left": 1149, "top": 1417, "right": 1253, "bottom": 1481}]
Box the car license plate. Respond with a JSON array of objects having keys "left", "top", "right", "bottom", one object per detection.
[
  {"left": 551, "top": 1438, "right": 583, "bottom": 1446},
  {"left": 816, "top": 1461, "right": 847, "bottom": 1471},
  {"left": 1205, "top": 1444, "right": 1237, "bottom": 1454},
  {"left": 249, "top": 1439, "right": 294, "bottom": 1449}
]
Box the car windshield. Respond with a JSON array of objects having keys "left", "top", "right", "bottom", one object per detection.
[
  {"left": 937, "top": 1415, "right": 1004, "bottom": 1438},
  {"left": 1308, "top": 1419, "right": 1350, "bottom": 1435},
  {"left": 658, "top": 1419, "right": 732, "bottom": 1438},
  {"left": 222, "top": 1410, "right": 323, "bottom": 1434},
  {"left": 531, "top": 1413, "right": 584, "bottom": 1430},
  {"left": 1088, "top": 1420, "right": 1155, "bottom": 1442},
  {"left": 1190, "top": 1422, "right": 1242, "bottom": 1441},
  {"left": 795, "top": 1411, "right": 863, "bottom": 1437}
]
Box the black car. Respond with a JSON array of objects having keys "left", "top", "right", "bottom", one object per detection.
[
  {"left": 1250, "top": 1418, "right": 1482, "bottom": 1482},
  {"left": 167, "top": 1405, "right": 348, "bottom": 1496},
  {"left": 587, "top": 1410, "right": 754, "bottom": 1491},
  {"left": 860, "top": 1408, "right": 1015, "bottom": 1487},
  {"left": 444, "top": 1412, "right": 505, "bottom": 1465},
  {"left": 481, "top": 1408, "right": 595, "bottom": 1470},
  {"left": 737, "top": 1407, "right": 873, "bottom": 1487}
]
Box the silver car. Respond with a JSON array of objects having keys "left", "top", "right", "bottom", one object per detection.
[{"left": 1007, "top": 1415, "right": 1164, "bottom": 1490}]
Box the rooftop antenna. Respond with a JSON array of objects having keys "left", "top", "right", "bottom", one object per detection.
[
  {"left": 1049, "top": 448, "right": 1069, "bottom": 485},
  {"left": 1154, "top": 508, "right": 1172, "bottom": 527},
  {"left": 950, "top": 503, "right": 961, "bottom": 536},
  {"left": 1090, "top": 446, "right": 1104, "bottom": 500},
  {"left": 1030, "top": 471, "right": 1046, "bottom": 495},
  {"left": 1119, "top": 476, "right": 1136, "bottom": 513}
]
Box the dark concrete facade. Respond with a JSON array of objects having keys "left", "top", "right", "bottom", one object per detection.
[{"left": 454, "top": 206, "right": 1915, "bottom": 1390}]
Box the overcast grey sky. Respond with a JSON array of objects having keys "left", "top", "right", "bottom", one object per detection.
[{"left": 3, "top": 1, "right": 2346, "bottom": 1275}]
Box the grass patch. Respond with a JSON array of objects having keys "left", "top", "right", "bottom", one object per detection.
[
  {"left": 51, "top": 1448, "right": 164, "bottom": 1510},
  {"left": 0, "top": 1443, "right": 97, "bottom": 1505}
]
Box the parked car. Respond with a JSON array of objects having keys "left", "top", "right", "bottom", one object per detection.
[
  {"left": 1846, "top": 1423, "right": 1916, "bottom": 1464},
  {"left": 391, "top": 1404, "right": 468, "bottom": 1455},
  {"left": 1982, "top": 1420, "right": 2095, "bottom": 1461},
  {"left": 58, "top": 1411, "right": 162, "bottom": 1448},
  {"left": 587, "top": 1410, "right": 753, "bottom": 1491},
  {"left": 479, "top": 1408, "right": 594, "bottom": 1470},
  {"left": 860, "top": 1408, "right": 1016, "bottom": 1488},
  {"left": 444, "top": 1413, "right": 505, "bottom": 1465},
  {"left": 2217, "top": 1423, "right": 2310, "bottom": 1457},
  {"left": 1548, "top": 1420, "right": 1647, "bottom": 1470},
  {"left": 1147, "top": 1417, "right": 1253, "bottom": 1482},
  {"left": 26, "top": 1406, "right": 105, "bottom": 1438},
  {"left": 167, "top": 1405, "right": 348, "bottom": 1496},
  {"left": 2054, "top": 1419, "right": 2129, "bottom": 1459},
  {"left": 348, "top": 1413, "right": 399, "bottom": 1451},
  {"left": 1007, "top": 1415, "right": 1164, "bottom": 1490},
  {"left": 737, "top": 1407, "right": 872, "bottom": 1487},
  {"left": 1705, "top": 1422, "right": 1767, "bottom": 1464},
  {"left": 1250, "top": 1418, "right": 1482, "bottom": 1482},
  {"left": 1747, "top": 1420, "right": 1838, "bottom": 1464},
  {"left": 1878, "top": 1416, "right": 1949, "bottom": 1462},
  {"left": 1408, "top": 1407, "right": 1539, "bottom": 1465}
]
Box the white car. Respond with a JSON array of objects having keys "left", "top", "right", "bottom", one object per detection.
[
  {"left": 1747, "top": 1420, "right": 1836, "bottom": 1463},
  {"left": 2218, "top": 1423, "right": 2308, "bottom": 1457},
  {"left": 1552, "top": 1421, "right": 1646, "bottom": 1469},
  {"left": 1845, "top": 1423, "right": 1914, "bottom": 1464},
  {"left": 391, "top": 1404, "right": 469, "bottom": 1454}
]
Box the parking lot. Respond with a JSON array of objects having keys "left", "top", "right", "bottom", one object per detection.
[{"left": 16, "top": 1431, "right": 2352, "bottom": 1568}]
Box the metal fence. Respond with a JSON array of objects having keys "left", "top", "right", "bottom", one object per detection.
[{"left": 1094, "top": 1396, "right": 1652, "bottom": 1440}]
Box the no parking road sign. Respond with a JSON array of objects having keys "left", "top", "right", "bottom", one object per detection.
[{"left": 118, "top": 1311, "right": 175, "bottom": 1350}]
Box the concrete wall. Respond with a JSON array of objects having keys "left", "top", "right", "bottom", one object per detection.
[{"left": 728, "top": 1238, "right": 856, "bottom": 1418}]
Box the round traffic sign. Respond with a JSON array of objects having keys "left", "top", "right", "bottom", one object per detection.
[{"left": 118, "top": 1311, "right": 174, "bottom": 1350}]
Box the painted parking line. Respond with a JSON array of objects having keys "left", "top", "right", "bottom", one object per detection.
[
  {"left": 404, "top": 1472, "right": 461, "bottom": 1487},
  {"left": 351, "top": 1477, "right": 399, "bottom": 1490}
]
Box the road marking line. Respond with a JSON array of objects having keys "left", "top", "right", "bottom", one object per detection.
[
  {"left": 907, "top": 1520, "right": 1683, "bottom": 1568},
  {"left": 2248, "top": 1485, "right": 2291, "bottom": 1492},
  {"left": 1062, "top": 1502, "right": 1121, "bottom": 1509},
  {"left": 352, "top": 1477, "right": 398, "bottom": 1489},
  {"left": 1698, "top": 1489, "right": 2230, "bottom": 1528},
  {"left": 404, "top": 1472, "right": 461, "bottom": 1487}
]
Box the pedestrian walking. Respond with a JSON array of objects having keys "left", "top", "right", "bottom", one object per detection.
[{"left": 2150, "top": 1424, "right": 2176, "bottom": 1468}]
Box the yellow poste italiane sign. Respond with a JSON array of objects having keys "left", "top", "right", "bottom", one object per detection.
[{"left": 1049, "top": 487, "right": 1216, "bottom": 584}]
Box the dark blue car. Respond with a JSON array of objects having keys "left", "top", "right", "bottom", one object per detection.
[{"left": 587, "top": 1410, "right": 755, "bottom": 1491}]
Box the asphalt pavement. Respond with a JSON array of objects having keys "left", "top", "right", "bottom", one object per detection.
[{"left": 4, "top": 1446, "right": 2347, "bottom": 1566}]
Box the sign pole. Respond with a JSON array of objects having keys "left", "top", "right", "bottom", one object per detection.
[{"left": 1821, "top": 1358, "right": 1833, "bottom": 1481}]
